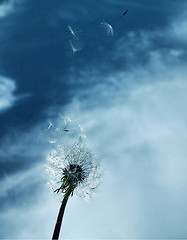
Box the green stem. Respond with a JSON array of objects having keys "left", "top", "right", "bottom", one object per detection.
[{"left": 52, "top": 188, "right": 72, "bottom": 240}]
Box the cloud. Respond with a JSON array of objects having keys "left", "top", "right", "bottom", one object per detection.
[
  {"left": 0, "top": 76, "right": 17, "bottom": 112},
  {"left": 0, "top": 1, "right": 13, "bottom": 18},
  {"left": 170, "top": 14, "right": 187, "bottom": 43},
  {"left": 0, "top": 0, "right": 18, "bottom": 18}
]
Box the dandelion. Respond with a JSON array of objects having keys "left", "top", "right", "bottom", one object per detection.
[
  {"left": 100, "top": 20, "right": 114, "bottom": 37},
  {"left": 47, "top": 139, "right": 101, "bottom": 240}
]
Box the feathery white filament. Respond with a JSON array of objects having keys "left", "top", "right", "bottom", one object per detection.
[
  {"left": 69, "top": 39, "right": 83, "bottom": 55},
  {"left": 67, "top": 24, "right": 81, "bottom": 39},
  {"left": 100, "top": 20, "right": 114, "bottom": 37}
]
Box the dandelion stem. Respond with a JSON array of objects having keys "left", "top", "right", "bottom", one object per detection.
[{"left": 52, "top": 188, "right": 72, "bottom": 240}]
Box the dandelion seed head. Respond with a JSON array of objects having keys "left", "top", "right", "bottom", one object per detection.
[
  {"left": 47, "top": 141, "right": 101, "bottom": 198},
  {"left": 100, "top": 20, "right": 114, "bottom": 37}
]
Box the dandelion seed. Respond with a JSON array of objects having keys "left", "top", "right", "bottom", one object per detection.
[
  {"left": 67, "top": 25, "right": 76, "bottom": 37},
  {"left": 45, "top": 115, "right": 84, "bottom": 149},
  {"left": 59, "top": 114, "right": 83, "bottom": 133},
  {"left": 100, "top": 20, "right": 114, "bottom": 37},
  {"left": 69, "top": 39, "right": 84, "bottom": 56},
  {"left": 100, "top": 10, "right": 128, "bottom": 38},
  {"left": 59, "top": 115, "right": 72, "bottom": 125},
  {"left": 78, "top": 124, "right": 83, "bottom": 132},
  {"left": 46, "top": 120, "right": 53, "bottom": 131},
  {"left": 55, "top": 127, "right": 60, "bottom": 132},
  {"left": 112, "top": 9, "right": 128, "bottom": 25},
  {"left": 48, "top": 139, "right": 56, "bottom": 144},
  {"left": 66, "top": 24, "right": 81, "bottom": 39}
]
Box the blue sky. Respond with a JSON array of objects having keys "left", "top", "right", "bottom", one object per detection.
[{"left": 0, "top": 0, "right": 187, "bottom": 239}]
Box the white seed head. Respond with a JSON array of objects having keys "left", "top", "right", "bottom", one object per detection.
[{"left": 47, "top": 141, "right": 101, "bottom": 198}]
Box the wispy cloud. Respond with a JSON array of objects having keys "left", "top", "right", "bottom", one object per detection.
[
  {"left": 0, "top": 0, "right": 13, "bottom": 18},
  {"left": 0, "top": 76, "right": 17, "bottom": 112},
  {"left": 0, "top": 0, "right": 20, "bottom": 18}
]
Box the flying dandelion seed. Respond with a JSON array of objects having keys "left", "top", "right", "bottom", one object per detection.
[
  {"left": 100, "top": 20, "right": 114, "bottom": 37},
  {"left": 47, "top": 139, "right": 101, "bottom": 240},
  {"left": 67, "top": 25, "right": 77, "bottom": 38},
  {"left": 100, "top": 10, "right": 128, "bottom": 37},
  {"left": 59, "top": 115, "right": 72, "bottom": 132},
  {"left": 46, "top": 120, "right": 53, "bottom": 131},
  {"left": 112, "top": 9, "right": 128, "bottom": 25},
  {"left": 69, "top": 39, "right": 84, "bottom": 56},
  {"left": 48, "top": 139, "right": 56, "bottom": 144},
  {"left": 46, "top": 115, "right": 83, "bottom": 135},
  {"left": 45, "top": 115, "right": 85, "bottom": 159},
  {"left": 66, "top": 24, "right": 81, "bottom": 39},
  {"left": 59, "top": 114, "right": 84, "bottom": 133}
]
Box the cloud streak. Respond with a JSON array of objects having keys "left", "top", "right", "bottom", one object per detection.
[
  {"left": 0, "top": 76, "right": 17, "bottom": 112},
  {"left": 0, "top": 0, "right": 14, "bottom": 18}
]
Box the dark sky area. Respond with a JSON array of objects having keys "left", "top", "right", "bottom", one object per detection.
[{"left": 0, "top": 0, "right": 184, "bottom": 133}]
